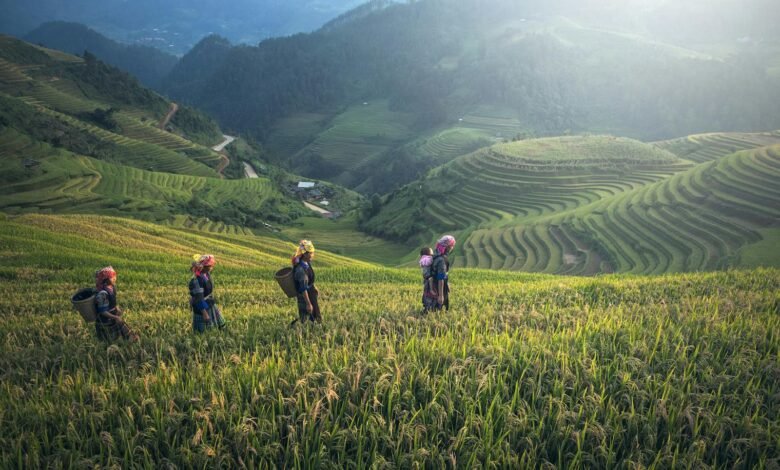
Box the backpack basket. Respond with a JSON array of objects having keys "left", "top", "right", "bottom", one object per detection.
[
  {"left": 71, "top": 288, "right": 97, "bottom": 323},
  {"left": 275, "top": 267, "right": 297, "bottom": 298}
]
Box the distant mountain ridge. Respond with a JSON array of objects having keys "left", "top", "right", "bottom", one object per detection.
[
  {"left": 0, "top": 0, "right": 366, "bottom": 55},
  {"left": 24, "top": 21, "right": 178, "bottom": 89}
]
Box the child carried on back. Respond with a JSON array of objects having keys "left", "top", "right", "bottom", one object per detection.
[{"left": 419, "top": 247, "right": 437, "bottom": 312}]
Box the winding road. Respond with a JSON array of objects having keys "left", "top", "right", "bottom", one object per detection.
[
  {"left": 212, "top": 134, "right": 236, "bottom": 152},
  {"left": 211, "top": 134, "right": 236, "bottom": 176}
]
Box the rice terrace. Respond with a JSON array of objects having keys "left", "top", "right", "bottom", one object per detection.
[{"left": 1, "top": 0, "right": 780, "bottom": 468}]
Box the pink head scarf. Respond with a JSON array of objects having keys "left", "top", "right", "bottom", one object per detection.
[{"left": 435, "top": 235, "right": 456, "bottom": 255}]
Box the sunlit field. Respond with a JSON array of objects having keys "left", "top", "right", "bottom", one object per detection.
[{"left": 1, "top": 214, "right": 777, "bottom": 467}]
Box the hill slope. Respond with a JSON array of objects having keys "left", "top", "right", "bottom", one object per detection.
[
  {"left": 363, "top": 136, "right": 692, "bottom": 239},
  {"left": 0, "top": 213, "right": 777, "bottom": 467}
]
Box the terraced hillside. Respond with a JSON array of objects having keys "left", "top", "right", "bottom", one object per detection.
[
  {"left": 364, "top": 136, "right": 692, "bottom": 240},
  {"left": 0, "top": 213, "right": 778, "bottom": 467},
  {"left": 0, "top": 127, "right": 305, "bottom": 226},
  {"left": 461, "top": 145, "right": 780, "bottom": 274},
  {"left": 655, "top": 130, "right": 780, "bottom": 163},
  {"left": 0, "top": 35, "right": 223, "bottom": 176},
  {"left": 400, "top": 108, "right": 527, "bottom": 166},
  {"left": 0, "top": 96, "right": 219, "bottom": 177}
]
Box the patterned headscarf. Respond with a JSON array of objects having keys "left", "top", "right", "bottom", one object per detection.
[
  {"left": 192, "top": 254, "right": 216, "bottom": 275},
  {"left": 95, "top": 266, "right": 117, "bottom": 290},
  {"left": 292, "top": 240, "right": 315, "bottom": 265},
  {"left": 435, "top": 235, "right": 456, "bottom": 255}
]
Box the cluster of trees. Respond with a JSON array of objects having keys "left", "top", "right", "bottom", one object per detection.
[
  {"left": 77, "top": 107, "right": 120, "bottom": 132},
  {"left": 169, "top": 105, "right": 222, "bottom": 147}
]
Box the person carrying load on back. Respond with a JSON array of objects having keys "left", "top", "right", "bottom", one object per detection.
[
  {"left": 189, "top": 254, "right": 226, "bottom": 333},
  {"left": 292, "top": 240, "right": 321, "bottom": 325},
  {"left": 432, "top": 235, "right": 456, "bottom": 311},
  {"left": 94, "top": 266, "right": 139, "bottom": 342},
  {"left": 419, "top": 247, "right": 437, "bottom": 312}
]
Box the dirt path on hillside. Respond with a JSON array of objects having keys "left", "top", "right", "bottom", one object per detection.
[
  {"left": 216, "top": 155, "right": 230, "bottom": 176},
  {"left": 159, "top": 102, "right": 178, "bottom": 129}
]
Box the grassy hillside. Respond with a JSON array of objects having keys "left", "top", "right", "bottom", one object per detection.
[
  {"left": 289, "top": 101, "right": 416, "bottom": 188},
  {"left": 0, "top": 213, "right": 777, "bottom": 467},
  {"left": 0, "top": 35, "right": 326, "bottom": 230},
  {"left": 0, "top": 35, "right": 223, "bottom": 176}
]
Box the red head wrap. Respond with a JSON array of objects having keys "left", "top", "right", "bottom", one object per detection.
[{"left": 95, "top": 266, "right": 116, "bottom": 290}]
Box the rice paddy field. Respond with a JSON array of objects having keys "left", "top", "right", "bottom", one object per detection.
[
  {"left": 0, "top": 213, "right": 778, "bottom": 468},
  {"left": 0, "top": 130, "right": 291, "bottom": 223}
]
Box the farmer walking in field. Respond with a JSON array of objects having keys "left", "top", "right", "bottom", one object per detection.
[
  {"left": 94, "top": 266, "right": 139, "bottom": 342},
  {"left": 189, "top": 254, "right": 226, "bottom": 333},
  {"left": 291, "top": 240, "right": 321, "bottom": 325},
  {"left": 432, "top": 235, "right": 456, "bottom": 311}
]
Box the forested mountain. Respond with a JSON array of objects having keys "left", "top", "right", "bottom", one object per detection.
[
  {"left": 0, "top": 0, "right": 365, "bottom": 55},
  {"left": 162, "top": 35, "right": 233, "bottom": 102},
  {"left": 162, "top": 0, "right": 780, "bottom": 193},
  {"left": 24, "top": 22, "right": 178, "bottom": 89}
]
